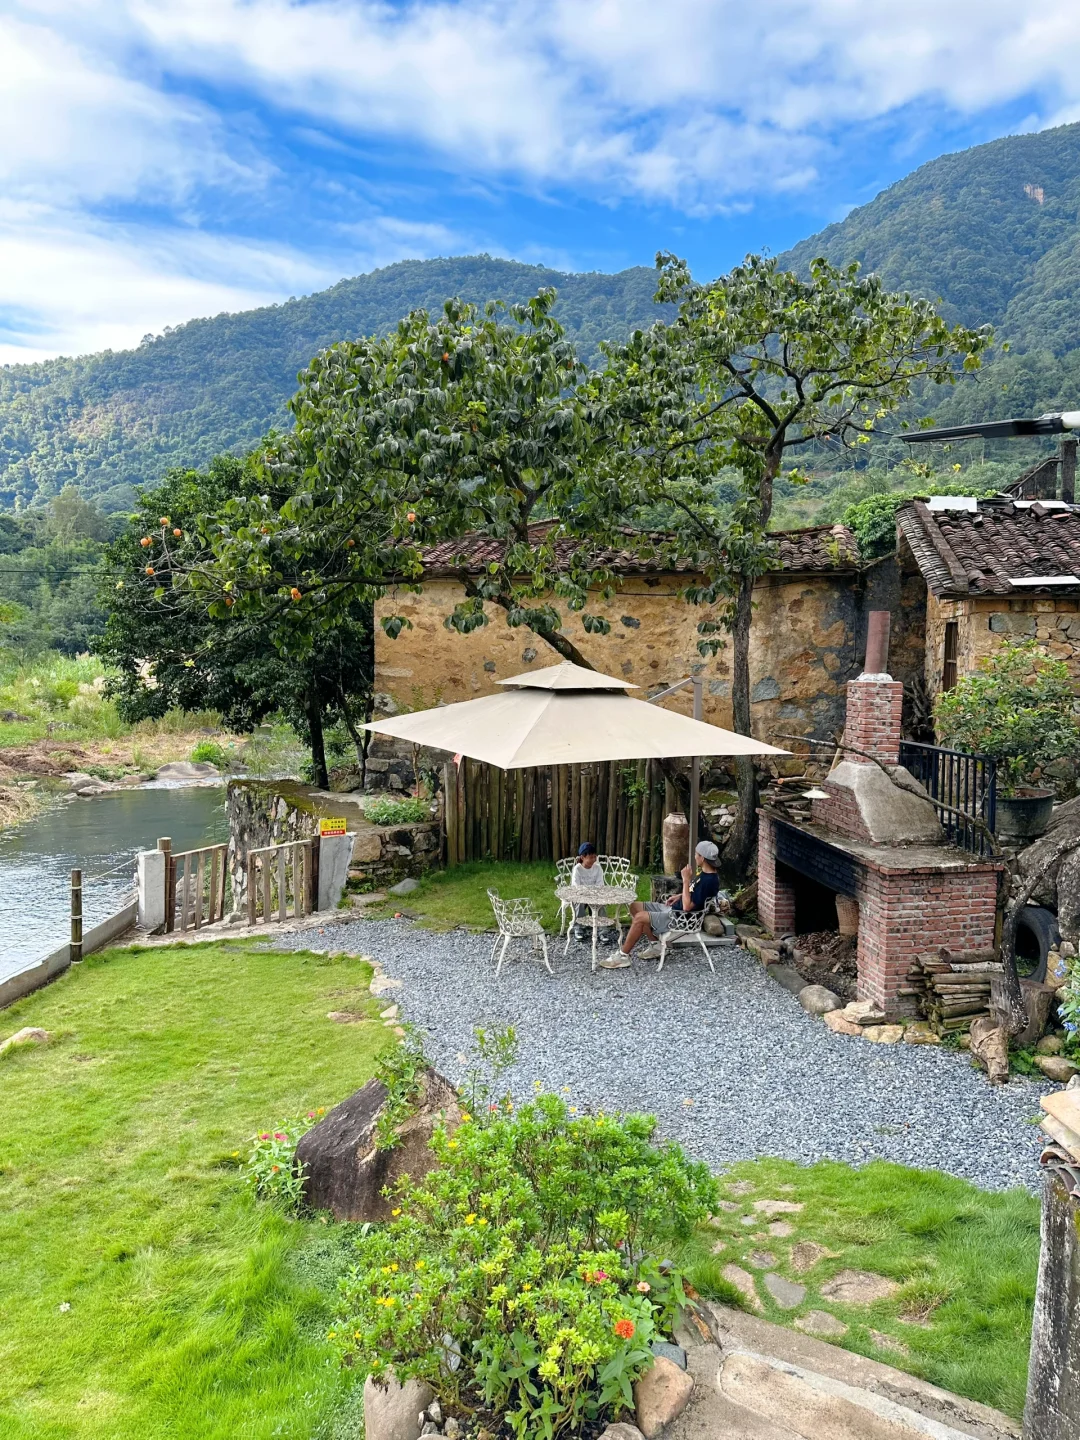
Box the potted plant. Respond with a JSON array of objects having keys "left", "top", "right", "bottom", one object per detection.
[{"left": 935, "top": 640, "right": 1080, "bottom": 842}]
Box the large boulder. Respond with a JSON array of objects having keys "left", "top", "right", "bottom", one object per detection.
[{"left": 296, "top": 1067, "right": 461, "bottom": 1222}]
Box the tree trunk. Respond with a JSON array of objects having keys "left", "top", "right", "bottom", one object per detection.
[
  {"left": 1000, "top": 835, "right": 1079, "bottom": 1035},
  {"left": 308, "top": 679, "right": 329, "bottom": 791},
  {"left": 723, "top": 573, "right": 757, "bottom": 872}
]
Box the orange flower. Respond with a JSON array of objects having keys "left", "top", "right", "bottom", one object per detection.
[
  {"left": 140, "top": 537, "right": 151, "bottom": 547},
  {"left": 290, "top": 587, "right": 302, "bottom": 601},
  {"left": 144, "top": 565, "right": 154, "bottom": 575},
  {"left": 172, "top": 528, "right": 182, "bottom": 537},
  {"left": 614, "top": 1318, "right": 635, "bottom": 1340},
  {"left": 406, "top": 512, "right": 417, "bottom": 522}
]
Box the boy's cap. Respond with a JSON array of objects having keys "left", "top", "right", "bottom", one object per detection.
[
  {"left": 695, "top": 840, "right": 720, "bottom": 861},
  {"left": 578, "top": 842, "right": 597, "bottom": 856}
]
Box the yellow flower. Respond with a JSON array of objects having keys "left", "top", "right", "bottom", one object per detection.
[
  {"left": 391, "top": 1207, "right": 402, "bottom": 1217},
  {"left": 533, "top": 1080, "right": 542, "bottom": 1090},
  {"left": 390, "top": 1263, "right": 399, "bottom": 1272},
  {"left": 447, "top": 1140, "right": 458, "bottom": 1150},
  {"left": 416, "top": 1259, "right": 426, "bottom": 1270},
  {"left": 464, "top": 1213, "right": 476, "bottom": 1225},
  {"left": 477, "top": 1217, "right": 488, "bottom": 1227},
  {"left": 522, "top": 1283, "right": 532, "bottom": 1292},
  {"left": 460, "top": 1112, "right": 472, "bottom": 1122},
  {"left": 231, "top": 1151, "right": 240, "bottom": 1158}
]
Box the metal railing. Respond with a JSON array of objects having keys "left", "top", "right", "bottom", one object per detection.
[{"left": 898, "top": 740, "right": 997, "bottom": 856}]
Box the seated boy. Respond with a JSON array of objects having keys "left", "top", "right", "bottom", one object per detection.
[
  {"left": 599, "top": 840, "right": 720, "bottom": 969},
  {"left": 570, "top": 843, "right": 615, "bottom": 942}
]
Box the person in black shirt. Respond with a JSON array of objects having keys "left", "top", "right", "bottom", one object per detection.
[{"left": 598, "top": 840, "right": 721, "bottom": 969}]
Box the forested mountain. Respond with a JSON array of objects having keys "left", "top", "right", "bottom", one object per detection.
[
  {"left": 0, "top": 258, "right": 662, "bottom": 510},
  {"left": 778, "top": 121, "right": 1080, "bottom": 443},
  {"left": 9, "top": 120, "right": 1080, "bottom": 511}
]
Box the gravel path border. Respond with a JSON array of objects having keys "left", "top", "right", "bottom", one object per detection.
[{"left": 267, "top": 918, "right": 1050, "bottom": 1191}]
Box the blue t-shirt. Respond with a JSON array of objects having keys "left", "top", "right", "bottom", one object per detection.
[{"left": 672, "top": 870, "right": 721, "bottom": 913}]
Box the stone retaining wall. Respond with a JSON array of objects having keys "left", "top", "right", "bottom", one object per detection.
[{"left": 226, "top": 780, "right": 442, "bottom": 896}]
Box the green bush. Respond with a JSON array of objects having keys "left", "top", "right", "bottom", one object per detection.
[
  {"left": 190, "top": 739, "right": 228, "bottom": 767},
  {"left": 935, "top": 640, "right": 1080, "bottom": 796},
  {"left": 334, "top": 1094, "right": 717, "bottom": 1439},
  {"left": 365, "top": 795, "right": 429, "bottom": 826}
]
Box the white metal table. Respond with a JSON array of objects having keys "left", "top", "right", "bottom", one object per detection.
[{"left": 555, "top": 883, "right": 637, "bottom": 970}]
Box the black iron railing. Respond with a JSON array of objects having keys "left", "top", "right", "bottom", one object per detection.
[{"left": 898, "top": 741, "right": 997, "bottom": 855}]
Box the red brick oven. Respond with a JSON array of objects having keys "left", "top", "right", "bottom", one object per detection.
[{"left": 757, "top": 614, "right": 1002, "bottom": 1019}]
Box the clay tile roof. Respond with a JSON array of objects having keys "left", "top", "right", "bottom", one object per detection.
[
  {"left": 420, "top": 522, "right": 861, "bottom": 578},
  {"left": 897, "top": 498, "right": 1080, "bottom": 597}
]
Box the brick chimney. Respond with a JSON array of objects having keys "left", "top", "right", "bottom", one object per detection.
[{"left": 811, "top": 611, "right": 939, "bottom": 844}]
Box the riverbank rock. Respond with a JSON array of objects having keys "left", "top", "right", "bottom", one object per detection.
[
  {"left": 156, "top": 760, "right": 219, "bottom": 781},
  {"left": 633, "top": 1354, "right": 694, "bottom": 1438},
  {"left": 295, "top": 1067, "right": 461, "bottom": 1222},
  {"left": 0, "top": 1026, "right": 51, "bottom": 1058},
  {"left": 363, "top": 1372, "right": 435, "bottom": 1440}
]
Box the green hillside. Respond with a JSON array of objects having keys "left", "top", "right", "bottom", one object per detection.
[
  {"left": 0, "top": 257, "right": 662, "bottom": 510},
  {"left": 779, "top": 121, "right": 1080, "bottom": 444},
  {"left": 10, "top": 121, "right": 1080, "bottom": 510}
]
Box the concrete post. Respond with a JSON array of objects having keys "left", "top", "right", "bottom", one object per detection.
[
  {"left": 1026, "top": 1170, "right": 1080, "bottom": 1438},
  {"left": 137, "top": 849, "right": 167, "bottom": 932},
  {"left": 317, "top": 833, "right": 355, "bottom": 912},
  {"left": 1061, "top": 436, "right": 1077, "bottom": 505}
]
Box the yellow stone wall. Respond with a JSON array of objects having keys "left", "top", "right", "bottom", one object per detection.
[
  {"left": 924, "top": 591, "right": 1080, "bottom": 702},
  {"left": 375, "top": 572, "right": 870, "bottom": 759}
]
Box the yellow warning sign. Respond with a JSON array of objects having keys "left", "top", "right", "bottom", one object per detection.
[{"left": 319, "top": 816, "right": 347, "bottom": 837}]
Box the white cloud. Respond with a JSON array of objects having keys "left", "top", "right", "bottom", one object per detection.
[{"left": 5, "top": 0, "right": 1080, "bottom": 359}]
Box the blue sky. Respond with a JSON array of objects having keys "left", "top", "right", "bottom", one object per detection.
[{"left": 3, "top": 1, "right": 1080, "bottom": 364}]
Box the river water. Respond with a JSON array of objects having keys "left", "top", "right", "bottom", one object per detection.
[{"left": 0, "top": 784, "right": 228, "bottom": 984}]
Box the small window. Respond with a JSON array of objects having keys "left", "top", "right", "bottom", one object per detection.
[{"left": 942, "top": 621, "right": 959, "bottom": 692}]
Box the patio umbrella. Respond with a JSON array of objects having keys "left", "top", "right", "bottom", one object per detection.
[{"left": 362, "top": 660, "right": 785, "bottom": 769}]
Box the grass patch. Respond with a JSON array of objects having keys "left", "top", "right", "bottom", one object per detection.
[
  {"left": 693, "top": 1157, "right": 1039, "bottom": 1420},
  {"left": 370, "top": 859, "right": 652, "bottom": 930},
  {"left": 0, "top": 939, "right": 390, "bottom": 1439}
]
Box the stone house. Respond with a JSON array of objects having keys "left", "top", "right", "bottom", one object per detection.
[
  {"left": 373, "top": 523, "right": 925, "bottom": 759},
  {"left": 897, "top": 495, "right": 1080, "bottom": 705}
]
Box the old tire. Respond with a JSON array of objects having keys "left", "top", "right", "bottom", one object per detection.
[{"left": 1014, "top": 905, "right": 1059, "bottom": 983}]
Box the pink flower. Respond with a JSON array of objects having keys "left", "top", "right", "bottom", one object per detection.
[
  {"left": 274, "top": 1133, "right": 286, "bottom": 1141},
  {"left": 636, "top": 1281, "right": 651, "bottom": 1293},
  {"left": 259, "top": 1133, "right": 269, "bottom": 1140}
]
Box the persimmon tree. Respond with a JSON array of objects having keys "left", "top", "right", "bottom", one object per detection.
[
  {"left": 599, "top": 253, "right": 991, "bottom": 869},
  {"left": 160, "top": 291, "right": 619, "bottom": 675}
]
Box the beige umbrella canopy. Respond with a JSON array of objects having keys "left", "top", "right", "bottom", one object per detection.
[{"left": 363, "top": 661, "right": 787, "bottom": 769}]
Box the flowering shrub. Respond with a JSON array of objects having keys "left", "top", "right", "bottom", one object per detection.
[
  {"left": 243, "top": 1109, "right": 325, "bottom": 1212},
  {"left": 1058, "top": 955, "right": 1080, "bottom": 1058},
  {"left": 335, "top": 1093, "right": 716, "bottom": 1439}
]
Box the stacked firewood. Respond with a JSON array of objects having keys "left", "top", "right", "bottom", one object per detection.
[{"left": 906, "top": 950, "right": 1003, "bottom": 1034}]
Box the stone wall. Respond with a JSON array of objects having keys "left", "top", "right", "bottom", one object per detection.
[
  {"left": 226, "top": 780, "right": 442, "bottom": 897},
  {"left": 375, "top": 563, "right": 918, "bottom": 769},
  {"left": 924, "top": 590, "right": 1080, "bottom": 704}
]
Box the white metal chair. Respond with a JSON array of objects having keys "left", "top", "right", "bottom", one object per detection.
[
  {"left": 598, "top": 855, "right": 638, "bottom": 936},
  {"left": 554, "top": 857, "right": 576, "bottom": 936},
  {"left": 657, "top": 905, "right": 716, "bottom": 973},
  {"left": 487, "top": 890, "right": 553, "bottom": 978}
]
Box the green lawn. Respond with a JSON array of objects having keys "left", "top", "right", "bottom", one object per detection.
[
  {"left": 0, "top": 933, "right": 1041, "bottom": 1431},
  {"left": 372, "top": 859, "right": 652, "bottom": 930},
  {"left": 675, "top": 1157, "right": 1039, "bottom": 1421},
  {"left": 0, "top": 940, "right": 389, "bottom": 1440}
]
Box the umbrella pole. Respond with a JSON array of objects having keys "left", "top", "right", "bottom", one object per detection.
[{"left": 689, "top": 676, "right": 702, "bottom": 870}]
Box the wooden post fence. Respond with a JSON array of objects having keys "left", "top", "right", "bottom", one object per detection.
[
  {"left": 440, "top": 758, "right": 669, "bottom": 868},
  {"left": 70, "top": 868, "right": 83, "bottom": 961}
]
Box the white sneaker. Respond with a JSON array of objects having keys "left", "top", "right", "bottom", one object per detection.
[
  {"left": 638, "top": 943, "right": 661, "bottom": 961},
  {"left": 598, "top": 953, "right": 631, "bottom": 969}
]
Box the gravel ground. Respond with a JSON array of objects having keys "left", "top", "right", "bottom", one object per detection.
[{"left": 268, "top": 918, "right": 1050, "bottom": 1192}]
